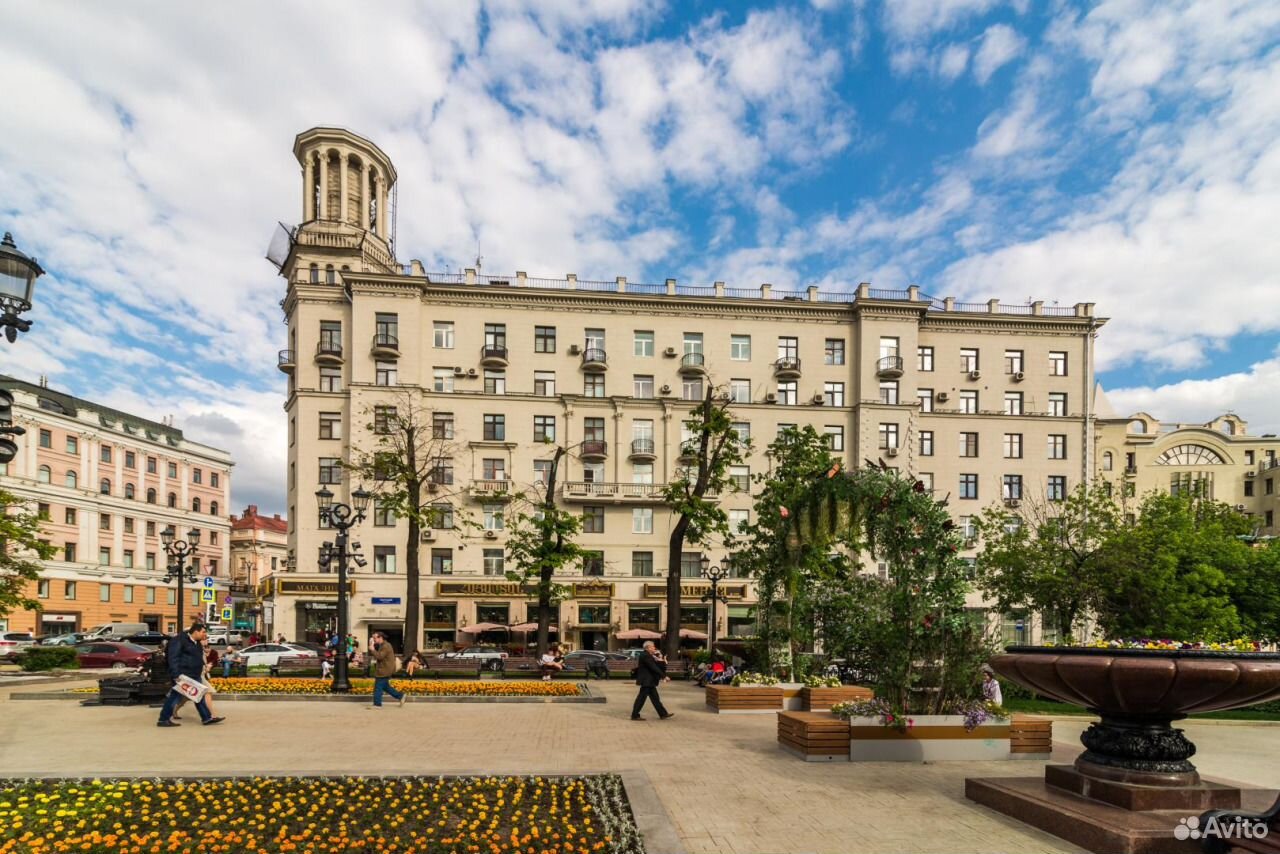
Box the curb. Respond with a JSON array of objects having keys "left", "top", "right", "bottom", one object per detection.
[{"left": 13, "top": 682, "right": 605, "bottom": 704}]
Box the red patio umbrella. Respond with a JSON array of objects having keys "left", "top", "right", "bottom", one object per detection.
[
  {"left": 615, "top": 628, "right": 662, "bottom": 640},
  {"left": 459, "top": 622, "right": 508, "bottom": 634}
]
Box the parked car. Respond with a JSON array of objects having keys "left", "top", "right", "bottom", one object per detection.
[
  {"left": 207, "top": 628, "right": 249, "bottom": 647},
  {"left": 81, "top": 622, "right": 149, "bottom": 641},
  {"left": 39, "top": 633, "right": 85, "bottom": 647},
  {"left": 561, "top": 650, "right": 628, "bottom": 678},
  {"left": 443, "top": 645, "right": 509, "bottom": 671},
  {"left": 229, "top": 643, "right": 318, "bottom": 668},
  {"left": 290, "top": 641, "right": 334, "bottom": 660},
  {"left": 0, "top": 631, "right": 37, "bottom": 661},
  {"left": 122, "top": 632, "right": 169, "bottom": 648},
  {"left": 74, "top": 642, "right": 154, "bottom": 670}
]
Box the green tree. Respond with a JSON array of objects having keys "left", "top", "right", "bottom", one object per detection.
[
  {"left": 503, "top": 446, "right": 584, "bottom": 655},
  {"left": 1, "top": 487, "right": 55, "bottom": 618},
  {"left": 1232, "top": 541, "right": 1280, "bottom": 642},
  {"left": 659, "top": 387, "right": 747, "bottom": 658},
  {"left": 1094, "top": 492, "right": 1250, "bottom": 640},
  {"left": 972, "top": 482, "right": 1121, "bottom": 642}
]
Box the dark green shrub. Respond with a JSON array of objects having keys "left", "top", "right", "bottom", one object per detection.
[{"left": 19, "top": 646, "right": 80, "bottom": 672}]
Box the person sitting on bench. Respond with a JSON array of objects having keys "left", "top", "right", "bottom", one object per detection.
[{"left": 540, "top": 643, "right": 565, "bottom": 681}]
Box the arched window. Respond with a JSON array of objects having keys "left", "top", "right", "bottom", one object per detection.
[
  {"left": 1128, "top": 419, "right": 1147, "bottom": 434},
  {"left": 325, "top": 264, "right": 336, "bottom": 284},
  {"left": 65, "top": 470, "right": 78, "bottom": 488},
  {"left": 1102, "top": 452, "right": 1113, "bottom": 471},
  {"left": 1155, "top": 444, "right": 1226, "bottom": 466},
  {"left": 210, "top": 501, "right": 219, "bottom": 516},
  {"left": 1220, "top": 421, "right": 1235, "bottom": 436},
  {"left": 310, "top": 263, "right": 320, "bottom": 283},
  {"left": 192, "top": 497, "right": 201, "bottom": 513},
  {"left": 146, "top": 488, "right": 156, "bottom": 504},
  {"left": 167, "top": 492, "right": 177, "bottom": 508},
  {"left": 37, "top": 465, "right": 51, "bottom": 484},
  {"left": 124, "top": 483, "right": 135, "bottom": 499},
  {"left": 99, "top": 478, "right": 111, "bottom": 495}
]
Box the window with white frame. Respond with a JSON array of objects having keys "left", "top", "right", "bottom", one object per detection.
[
  {"left": 633, "top": 375, "right": 654, "bottom": 398},
  {"left": 1049, "top": 392, "right": 1067, "bottom": 416},
  {"left": 682, "top": 377, "right": 703, "bottom": 401},
  {"left": 729, "top": 465, "right": 750, "bottom": 492},
  {"left": 777, "top": 380, "right": 797, "bottom": 405},
  {"left": 878, "top": 381, "right": 897, "bottom": 405},
  {"left": 960, "top": 348, "right": 979, "bottom": 372},
  {"left": 483, "top": 549, "right": 505, "bottom": 576},
  {"left": 878, "top": 423, "right": 899, "bottom": 449},
  {"left": 1003, "top": 391, "right": 1023, "bottom": 415},
  {"left": 433, "top": 321, "right": 454, "bottom": 348},
  {"left": 918, "top": 388, "right": 933, "bottom": 412},
  {"left": 534, "top": 371, "right": 556, "bottom": 396},
  {"left": 730, "top": 335, "right": 751, "bottom": 360},
  {"left": 729, "top": 379, "right": 751, "bottom": 403},
  {"left": 375, "top": 361, "right": 397, "bottom": 386},
  {"left": 632, "top": 507, "right": 653, "bottom": 534},
  {"left": 432, "top": 368, "right": 454, "bottom": 393},
  {"left": 824, "top": 425, "right": 844, "bottom": 451},
  {"left": 1003, "top": 433, "right": 1023, "bottom": 458},
  {"left": 484, "top": 369, "right": 506, "bottom": 395},
  {"left": 729, "top": 508, "right": 750, "bottom": 533},
  {"left": 482, "top": 504, "right": 504, "bottom": 531},
  {"left": 825, "top": 382, "right": 845, "bottom": 407},
  {"left": 633, "top": 330, "right": 654, "bottom": 357},
  {"left": 730, "top": 422, "right": 750, "bottom": 444},
  {"left": 1048, "top": 434, "right": 1066, "bottom": 460},
  {"left": 1049, "top": 351, "right": 1068, "bottom": 376},
  {"left": 959, "top": 390, "right": 978, "bottom": 413}
]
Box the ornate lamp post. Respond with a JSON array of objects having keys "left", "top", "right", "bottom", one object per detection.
[
  {"left": 700, "top": 555, "right": 731, "bottom": 657},
  {"left": 0, "top": 232, "right": 44, "bottom": 343},
  {"left": 161, "top": 526, "right": 201, "bottom": 632},
  {"left": 315, "top": 484, "right": 370, "bottom": 694}
]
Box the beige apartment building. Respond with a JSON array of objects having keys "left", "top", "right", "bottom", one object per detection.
[
  {"left": 271, "top": 127, "right": 1105, "bottom": 653},
  {"left": 229, "top": 505, "right": 289, "bottom": 636},
  {"left": 0, "top": 375, "right": 232, "bottom": 636}
]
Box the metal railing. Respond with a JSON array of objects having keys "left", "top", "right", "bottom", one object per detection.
[
  {"left": 316, "top": 341, "right": 343, "bottom": 359},
  {"left": 773, "top": 357, "right": 801, "bottom": 373},
  {"left": 680, "top": 352, "right": 705, "bottom": 370},
  {"left": 581, "top": 347, "right": 607, "bottom": 366},
  {"left": 631, "top": 438, "right": 656, "bottom": 456},
  {"left": 372, "top": 332, "right": 399, "bottom": 351},
  {"left": 876, "top": 355, "right": 904, "bottom": 374},
  {"left": 480, "top": 344, "right": 509, "bottom": 362},
  {"left": 580, "top": 439, "right": 608, "bottom": 458},
  {"left": 277, "top": 349, "right": 295, "bottom": 367}
]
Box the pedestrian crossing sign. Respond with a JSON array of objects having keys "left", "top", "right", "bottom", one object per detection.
[
  {"left": 200, "top": 588, "right": 215, "bottom": 603},
  {"left": 221, "top": 607, "right": 233, "bottom": 621}
]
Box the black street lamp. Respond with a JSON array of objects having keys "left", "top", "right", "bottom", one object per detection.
[
  {"left": 700, "top": 555, "right": 731, "bottom": 658},
  {"left": 0, "top": 232, "right": 44, "bottom": 343},
  {"left": 161, "top": 526, "right": 202, "bottom": 633},
  {"left": 316, "top": 484, "right": 370, "bottom": 694}
]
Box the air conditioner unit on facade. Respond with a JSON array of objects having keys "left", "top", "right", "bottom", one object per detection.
[
  {"left": 484, "top": 529, "right": 498, "bottom": 539},
  {"left": 885, "top": 446, "right": 899, "bottom": 457},
  {"left": 659, "top": 384, "right": 672, "bottom": 395},
  {"left": 664, "top": 347, "right": 678, "bottom": 357},
  {"left": 1245, "top": 471, "right": 1256, "bottom": 478},
  {"left": 1005, "top": 498, "right": 1021, "bottom": 508},
  {"left": 1235, "top": 504, "right": 1247, "bottom": 511},
  {"left": 812, "top": 393, "right": 825, "bottom": 405},
  {"left": 467, "top": 368, "right": 477, "bottom": 377},
  {"left": 1012, "top": 371, "right": 1025, "bottom": 382},
  {"left": 765, "top": 392, "right": 777, "bottom": 403},
  {"left": 568, "top": 344, "right": 582, "bottom": 355},
  {"left": 420, "top": 529, "right": 435, "bottom": 542},
  {"left": 427, "top": 482, "right": 439, "bottom": 493},
  {"left": 453, "top": 367, "right": 466, "bottom": 377},
  {"left": 968, "top": 370, "right": 982, "bottom": 380},
  {"left": 937, "top": 392, "right": 950, "bottom": 403},
  {"left": 716, "top": 392, "right": 731, "bottom": 402}
]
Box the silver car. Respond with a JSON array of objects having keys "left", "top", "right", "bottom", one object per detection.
[{"left": 0, "top": 631, "right": 37, "bottom": 660}]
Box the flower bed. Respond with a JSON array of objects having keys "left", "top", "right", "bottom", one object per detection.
[
  {"left": 0, "top": 775, "right": 643, "bottom": 854},
  {"left": 207, "top": 678, "right": 584, "bottom": 697},
  {"left": 1048, "top": 638, "right": 1263, "bottom": 652}
]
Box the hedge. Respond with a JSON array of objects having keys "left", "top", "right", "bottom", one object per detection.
[{"left": 19, "top": 646, "right": 80, "bottom": 672}]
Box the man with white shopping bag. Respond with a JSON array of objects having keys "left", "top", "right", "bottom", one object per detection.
[{"left": 157, "top": 622, "right": 225, "bottom": 728}]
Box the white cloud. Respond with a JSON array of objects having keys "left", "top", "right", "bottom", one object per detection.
[
  {"left": 1107, "top": 351, "right": 1280, "bottom": 434},
  {"left": 882, "top": 0, "right": 1008, "bottom": 40},
  {"left": 973, "top": 90, "right": 1050, "bottom": 157},
  {"left": 939, "top": 44, "right": 971, "bottom": 80},
  {"left": 972, "top": 23, "right": 1025, "bottom": 83}
]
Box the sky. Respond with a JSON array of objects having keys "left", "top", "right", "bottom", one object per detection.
[{"left": 1, "top": 0, "right": 1278, "bottom": 516}]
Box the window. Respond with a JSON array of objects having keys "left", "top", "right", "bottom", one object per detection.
[
  {"left": 483, "top": 323, "right": 507, "bottom": 355},
  {"left": 211, "top": 472, "right": 219, "bottom": 488},
  {"left": 39, "top": 428, "right": 51, "bottom": 448},
  {"left": 878, "top": 423, "right": 899, "bottom": 449},
  {"left": 482, "top": 549, "right": 505, "bottom": 576},
  {"left": 534, "top": 371, "right": 556, "bottom": 396},
  {"left": 1244, "top": 480, "right": 1255, "bottom": 497},
  {"left": 66, "top": 436, "right": 78, "bottom": 454},
  {"left": 1003, "top": 475, "right": 1023, "bottom": 500},
  {"left": 38, "top": 579, "right": 49, "bottom": 599},
  {"left": 1049, "top": 351, "right": 1068, "bottom": 376},
  {"left": 960, "top": 473, "right": 978, "bottom": 500},
  {"left": 824, "top": 338, "right": 845, "bottom": 365},
  {"left": 66, "top": 470, "right": 79, "bottom": 489},
  {"left": 124, "top": 483, "right": 135, "bottom": 500},
  {"left": 374, "top": 546, "right": 397, "bottom": 574},
  {"left": 729, "top": 508, "right": 750, "bottom": 533},
  {"left": 145, "top": 487, "right": 155, "bottom": 504},
  {"left": 373, "top": 499, "right": 396, "bottom": 527},
  {"left": 915, "top": 388, "right": 934, "bottom": 412},
  {"left": 192, "top": 467, "right": 202, "bottom": 484},
  {"left": 99, "top": 478, "right": 111, "bottom": 495},
  {"left": 145, "top": 585, "right": 155, "bottom": 602},
  {"left": 585, "top": 328, "right": 605, "bottom": 351},
  {"left": 319, "top": 412, "right": 341, "bottom": 439},
  {"left": 375, "top": 360, "right": 397, "bottom": 386},
  {"left": 581, "top": 373, "right": 604, "bottom": 397},
  {"left": 632, "top": 552, "right": 654, "bottom": 577},
  {"left": 634, "top": 331, "right": 654, "bottom": 357},
  {"left": 484, "top": 369, "right": 506, "bottom": 395},
  {"left": 633, "top": 462, "right": 653, "bottom": 484},
  {"left": 1102, "top": 451, "right": 1114, "bottom": 471},
  {"left": 730, "top": 335, "right": 751, "bottom": 360},
  {"left": 583, "top": 417, "right": 605, "bottom": 443},
  {"left": 124, "top": 450, "right": 136, "bottom": 469},
  {"left": 730, "top": 422, "right": 750, "bottom": 444},
  {"left": 1003, "top": 433, "right": 1023, "bottom": 458},
  {"left": 778, "top": 336, "right": 799, "bottom": 361},
  {"left": 1049, "top": 393, "right": 1067, "bottom": 417},
  {"left": 683, "top": 332, "right": 704, "bottom": 355},
  {"left": 1048, "top": 434, "right": 1066, "bottom": 460},
  {"left": 534, "top": 325, "right": 556, "bottom": 353},
  {"left": 826, "top": 382, "right": 846, "bottom": 407},
  {"left": 877, "top": 382, "right": 896, "bottom": 405},
  {"left": 582, "top": 551, "right": 605, "bottom": 577},
  {"left": 433, "top": 321, "right": 454, "bottom": 348},
  {"left": 430, "top": 458, "right": 455, "bottom": 485},
  {"left": 824, "top": 425, "right": 844, "bottom": 451},
  {"left": 99, "top": 582, "right": 111, "bottom": 602},
  {"left": 917, "top": 346, "right": 934, "bottom": 372},
  {"left": 680, "top": 552, "right": 703, "bottom": 578},
  {"left": 633, "top": 375, "right": 654, "bottom": 398},
  {"left": 681, "top": 377, "right": 702, "bottom": 401},
  {"left": 123, "top": 550, "right": 134, "bottom": 569},
  {"left": 1047, "top": 476, "right": 1067, "bottom": 501},
  {"left": 124, "top": 517, "right": 134, "bottom": 534},
  {"left": 722, "top": 379, "right": 750, "bottom": 404},
  {"left": 99, "top": 547, "right": 111, "bottom": 566},
  {"left": 777, "top": 381, "right": 797, "bottom": 405},
  {"left": 99, "top": 513, "right": 111, "bottom": 531},
  {"left": 919, "top": 430, "right": 934, "bottom": 456},
  {"left": 429, "top": 503, "right": 454, "bottom": 529},
  {"left": 36, "top": 502, "right": 50, "bottom": 520},
  {"left": 123, "top": 586, "right": 134, "bottom": 604},
  {"left": 431, "top": 549, "right": 454, "bottom": 575},
  {"left": 482, "top": 458, "right": 506, "bottom": 481},
  {"left": 167, "top": 492, "right": 177, "bottom": 508},
  {"left": 960, "top": 348, "right": 979, "bottom": 372},
  {"left": 960, "top": 432, "right": 979, "bottom": 457},
  {"left": 918, "top": 472, "right": 934, "bottom": 494},
  {"left": 532, "top": 459, "right": 553, "bottom": 485},
  {"left": 582, "top": 506, "right": 605, "bottom": 533},
  {"left": 483, "top": 414, "right": 506, "bottom": 441},
  {"left": 432, "top": 368, "right": 454, "bottom": 393},
  {"left": 959, "top": 390, "right": 978, "bottom": 414},
  {"left": 729, "top": 465, "right": 750, "bottom": 492},
  {"left": 482, "top": 504, "right": 504, "bottom": 531},
  {"left": 1003, "top": 392, "right": 1023, "bottom": 415},
  {"left": 65, "top": 581, "right": 77, "bottom": 600},
  {"left": 632, "top": 507, "right": 653, "bottom": 534},
  {"left": 582, "top": 462, "right": 605, "bottom": 483},
  {"left": 1004, "top": 350, "right": 1024, "bottom": 374},
  {"left": 319, "top": 366, "right": 342, "bottom": 392},
  {"left": 167, "top": 462, "right": 178, "bottom": 478},
  {"left": 146, "top": 456, "right": 156, "bottom": 473},
  {"left": 192, "top": 497, "right": 201, "bottom": 513},
  {"left": 37, "top": 465, "right": 51, "bottom": 484},
  {"left": 1246, "top": 450, "right": 1255, "bottom": 465},
  {"left": 64, "top": 507, "right": 76, "bottom": 524},
  {"left": 100, "top": 445, "right": 112, "bottom": 463},
  {"left": 319, "top": 458, "right": 342, "bottom": 484},
  {"left": 533, "top": 415, "right": 555, "bottom": 443},
  {"left": 376, "top": 405, "right": 398, "bottom": 434}
]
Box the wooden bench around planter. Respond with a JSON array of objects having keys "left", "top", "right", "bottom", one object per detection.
[
  {"left": 415, "top": 657, "right": 483, "bottom": 678},
  {"left": 269, "top": 656, "right": 323, "bottom": 677},
  {"left": 707, "top": 684, "right": 784, "bottom": 713},
  {"left": 777, "top": 711, "right": 851, "bottom": 761},
  {"left": 1009, "top": 715, "right": 1053, "bottom": 758},
  {"left": 801, "top": 685, "right": 874, "bottom": 711}
]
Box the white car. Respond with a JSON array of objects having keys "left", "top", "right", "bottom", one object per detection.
[
  {"left": 208, "top": 629, "right": 249, "bottom": 646},
  {"left": 443, "top": 645, "right": 509, "bottom": 671},
  {"left": 0, "top": 632, "right": 37, "bottom": 661},
  {"left": 229, "top": 643, "right": 317, "bottom": 668}
]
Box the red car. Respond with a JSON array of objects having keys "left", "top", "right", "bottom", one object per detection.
[{"left": 74, "top": 642, "right": 153, "bottom": 669}]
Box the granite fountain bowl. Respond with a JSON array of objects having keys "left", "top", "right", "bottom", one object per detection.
[{"left": 991, "top": 646, "right": 1280, "bottom": 786}]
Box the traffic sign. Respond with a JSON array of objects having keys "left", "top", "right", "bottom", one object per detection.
[
  {"left": 224, "top": 596, "right": 233, "bottom": 605},
  {"left": 201, "top": 589, "right": 215, "bottom": 603},
  {"left": 202, "top": 576, "right": 214, "bottom": 588},
  {"left": 221, "top": 607, "right": 233, "bottom": 621}
]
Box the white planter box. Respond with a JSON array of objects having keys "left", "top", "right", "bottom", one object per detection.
[{"left": 848, "top": 714, "right": 1011, "bottom": 762}]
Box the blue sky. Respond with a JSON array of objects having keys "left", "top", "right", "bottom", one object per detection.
[{"left": 2, "top": 0, "right": 1278, "bottom": 514}]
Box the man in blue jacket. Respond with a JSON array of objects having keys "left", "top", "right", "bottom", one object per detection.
[{"left": 157, "top": 622, "right": 224, "bottom": 727}]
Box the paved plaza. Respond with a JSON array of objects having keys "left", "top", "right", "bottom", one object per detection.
[{"left": 4, "top": 677, "right": 1279, "bottom": 854}]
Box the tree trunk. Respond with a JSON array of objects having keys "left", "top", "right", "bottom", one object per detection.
[
  {"left": 535, "top": 447, "right": 566, "bottom": 657},
  {"left": 664, "top": 516, "right": 690, "bottom": 658},
  {"left": 403, "top": 428, "right": 420, "bottom": 656}
]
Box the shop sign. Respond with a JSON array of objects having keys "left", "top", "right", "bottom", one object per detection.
[
  {"left": 438, "top": 581, "right": 528, "bottom": 597},
  {"left": 642, "top": 583, "right": 749, "bottom": 600},
  {"left": 571, "top": 581, "right": 613, "bottom": 599},
  {"left": 41, "top": 613, "right": 76, "bottom": 623},
  {"left": 371, "top": 597, "right": 402, "bottom": 605},
  {"left": 277, "top": 580, "right": 355, "bottom": 596}
]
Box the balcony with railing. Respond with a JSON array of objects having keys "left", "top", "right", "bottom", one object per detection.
[
  {"left": 581, "top": 347, "right": 608, "bottom": 372},
  {"left": 876, "top": 354, "right": 904, "bottom": 378},
  {"left": 315, "top": 340, "right": 344, "bottom": 365},
  {"left": 563, "top": 482, "right": 666, "bottom": 503},
  {"left": 371, "top": 333, "right": 400, "bottom": 359},
  {"left": 469, "top": 478, "right": 513, "bottom": 500},
  {"left": 773, "top": 357, "right": 802, "bottom": 378},
  {"left": 277, "top": 349, "right": 296, "bottom": 373},
  {"left": 629, "top": 438, "right": 657, "bottom": 461},
  {"left": 580, "top": 440, "right": 608, "bottom": 461},
  {"left": 678, "top": 352, "right": 707, "bottom": 375},
  {"left": 479, "top": 343, "right": 509, "bottom": 368}
]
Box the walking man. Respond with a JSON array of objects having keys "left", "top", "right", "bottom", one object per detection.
[
  {"left": 631, "top": 641, "right": 674, "bottom": 721},
  {"left": 157, "top": 622, "right": 224, "bottom": 728},
  {"left": 368, "top": 631, "right": 406, "bottom": 709}
]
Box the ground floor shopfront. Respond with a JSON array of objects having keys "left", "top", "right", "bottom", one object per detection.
[{"left": 260, "top": 575, "right": 759, "bottom": 653}]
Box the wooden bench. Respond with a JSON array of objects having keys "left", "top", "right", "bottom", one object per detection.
[
  {"left": 605, "top": 660, "right": 638, "bottom": 678},
  {"left": 501, "top": 656, "right": 543, "bottom": 677},
  {"left": 663, "top": 660, "right": 690, "bottom": 680},
  {"left": 269, "top": 656, "right": 323, "bottom": 677},
  {"left": 801, "top": 685, "right": 873, "bottom": 711},
  {"left": 1009, "top": 715, "right": 1053, "bottom": 758},
  {"left": 411, "top": 657, "right": 482, "bottom": 678},
  {"left": 707, "top": 685, "right": 784, "bottom": 713},
  {"left": 1203, "top": 795, "right": 1280, "bottom": 853},
  {"left": 777, "top": 710, "right": 851, "bottom": 761}
]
